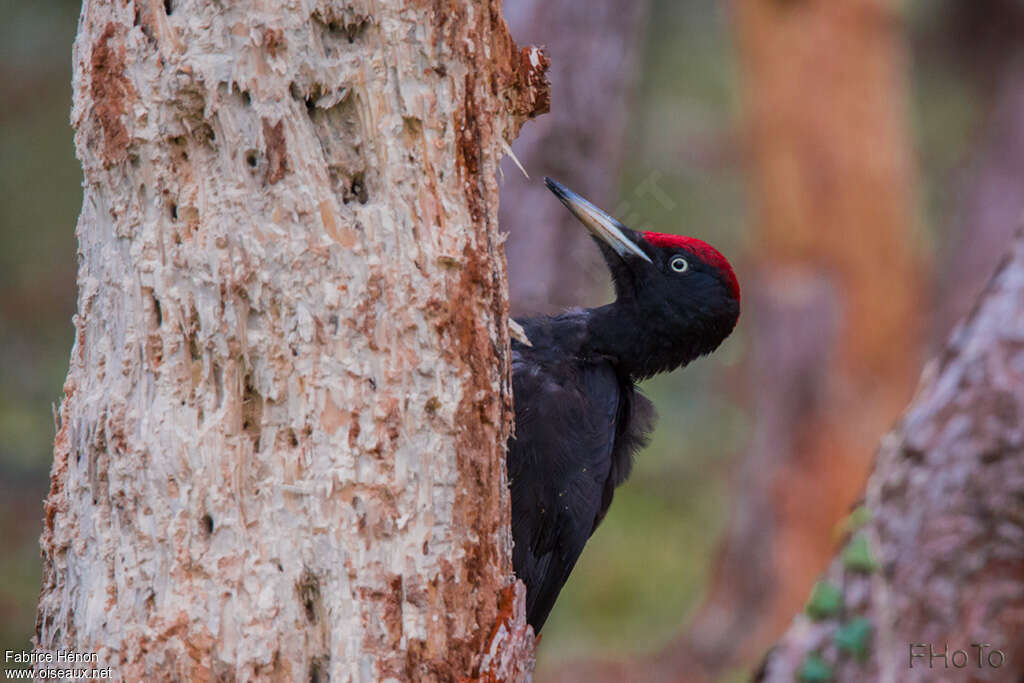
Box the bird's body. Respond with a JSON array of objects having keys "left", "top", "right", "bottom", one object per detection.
[
  {"left": 508, "top": 179, "right": 740, "bottom": 632},
  {"left": 509, "top": 311, "right": 654, "bottom": 630}
]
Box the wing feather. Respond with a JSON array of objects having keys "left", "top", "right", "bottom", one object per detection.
[{"left": 508, "top": 348, "right": 622, "bottom": 630}]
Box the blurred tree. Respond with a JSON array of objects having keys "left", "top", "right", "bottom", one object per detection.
[
  {"left": 500, "top": 0, "right": 651, "bottom": 315},
  {"left": 928, "top": 0, "right": 1024, "bottom": 340},
  {"left": 535, "top": 2, "right": 927, "bottom": 679},
  {"left": 0, "top": 0, "right": 82, "bottom": 657},
  {"left": 34, "top": 0, "right": 545, "bottom": 678},
  {"left": 758, "top": 233, "right": 1024, "bottom": 683},
  {"left": 669, "top": 0, "right": 927, "bottom": 676}
]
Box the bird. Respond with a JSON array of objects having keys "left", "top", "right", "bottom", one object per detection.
[{"left": 508, "top": 177, "right": 740, "bottom": 632}]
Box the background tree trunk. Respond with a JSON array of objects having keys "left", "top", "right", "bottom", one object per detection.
[
  {"left": 665, "top": 1, "right": 927, "bottom": 677},
  {"left": 930, "top": 1, "right": 1024, "bottom": 342},
  {"left": 35, "top": 1, "right": 547, "bottom": 680},
  {"left": 500, "top": 0, "right": 651, "bottom": 316},
  {"left": 758, "top": 232, "right": 1024, "bottom": 683},
  {"left": 534, "top": 3, "right": 926, "bottom": 680}
]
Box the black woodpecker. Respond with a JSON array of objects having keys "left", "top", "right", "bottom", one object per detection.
[{"left": 508, "top": 178, "right": 740, "bottom": 631}]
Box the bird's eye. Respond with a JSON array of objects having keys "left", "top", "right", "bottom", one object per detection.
[{"left": 670, "top": 256, "right": 689, "bottom": 273}]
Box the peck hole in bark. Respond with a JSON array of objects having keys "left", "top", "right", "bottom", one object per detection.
[{"left": 296, "top": 569, "right": 322, "bottom": 624}]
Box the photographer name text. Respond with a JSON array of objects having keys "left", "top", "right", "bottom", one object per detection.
[{"left": 5, "top": 651, "right": 99, "bottom": 666}]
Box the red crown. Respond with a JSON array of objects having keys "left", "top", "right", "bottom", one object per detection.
[{"left": 642, "top": 232, "right": 740, "bottom": 302}]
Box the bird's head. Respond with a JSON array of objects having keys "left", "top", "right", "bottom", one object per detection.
[{"left": 545, "top": 177, "right": 740, "bottom": 378}]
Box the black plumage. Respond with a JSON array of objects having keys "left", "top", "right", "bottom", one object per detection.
[{"left": 508, "top": 178, "right": 740, "bottom": 631}]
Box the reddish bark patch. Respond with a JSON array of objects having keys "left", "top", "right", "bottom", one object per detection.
[
  {"left": 486, "top": 583, "right": 520, "bottom": 648},
  {"left": 451, "top": 5, "right": 549, "bottom": 227},
  {"left": 44, "top": 385, "right": 73, "bottom": 534},
  {"left": 36, "top": 378, "right": 76, "bottom": 645},
  {"left": 261, "top": 27, "right": 286, "bottom": 57},
  {"left": 512, "top": 46, "right": 551, "bottom": 120},
  {"left": 485, "top": 3, "right": 551, "bottom": 121},
  {"left": 421, "top": 238, "right": 513, "bottom": 679},
  {"left": 351, "top": 270, "right": 385, "bottom": 349},
  {"left": 470, "top": 582, "right": 536, "bottom": 683},
  {"left": 145, "top": 332, "right": 164, "bottom": 371},
  {"left": 347, "top": 410, "right": 361, "bottom": 450},
  {"left": 486, "top": 6, "right": 550, "bottom": 123},
  {"left": 456, "top": 72, "right": 485, "bottom": 225},
  {"left": 420, "top": 0, "right": 550, "bottom": 125},
  {"left": 262, "top": 118, "right": 289, "bottom": 184},
  {"left": 90, "top": 23, "right": 133, "bottom": 167},
  {"left": 359, "top": 574, "right": 405, "bottom": 678}
]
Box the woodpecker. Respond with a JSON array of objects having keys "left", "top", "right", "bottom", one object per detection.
[{"left": 508, "top": 178, "right": 740, "bottom": 632}]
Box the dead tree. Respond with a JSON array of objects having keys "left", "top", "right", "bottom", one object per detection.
[{"left": 35, "top": 0, "right": 547, "bottom": 679}]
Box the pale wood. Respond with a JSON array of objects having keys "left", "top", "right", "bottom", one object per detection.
[{"left": 35, "top": 0, "right": 547, "bottom": 680}]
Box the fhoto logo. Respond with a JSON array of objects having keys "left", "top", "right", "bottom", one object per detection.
[{"left": 908, "top": 643, "right": 1006, "bottom": 670}]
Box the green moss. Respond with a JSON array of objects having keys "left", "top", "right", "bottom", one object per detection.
[
  {"left": 835, "top": 617, "right": 873, "bottom": 660},
  {"left": 805, "top": 580, "right": 843, "bottom": 620},
  {"left": 842, "top": 534, "right": 879, "bottom": 573},
  {"left": 837, "top": 505, "right": 872, "bottom": 536},
  {"left": 798, "top": 654, "right": 833, "bottom": 683}
]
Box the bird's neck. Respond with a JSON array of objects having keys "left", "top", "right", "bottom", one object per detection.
[{"left": 583, "top": 302, "right": 699, "bottom": 381}]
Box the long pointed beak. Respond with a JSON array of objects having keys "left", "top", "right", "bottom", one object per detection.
[{"left": 544, "top": 177, "right": 652, "bottom": 263}]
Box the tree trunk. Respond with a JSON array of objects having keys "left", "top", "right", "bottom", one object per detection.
[
  {"left": 931, "top": 0, "right": 1024, "bottom": 341},
  {"left": 534, "top": 3, "right": 924, "bottom": 681},
  {"left": 668, "top": 0, "right": 926, "bottom": 676},
  {"left": 757, "top": 232, "right": 1024, "bottom": 683},
  {"left": 499, "top": 0, "right": 651, "bottom": 316},
  {"left": 35, "top": 1, "right": 547, "bottom": 680}
]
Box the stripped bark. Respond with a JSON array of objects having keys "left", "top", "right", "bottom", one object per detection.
[
  {"left": 758, "top": 232, "right": 1024, "bottom": 682},
  {"left": 500, "top": 0, "right": 651, "bottom": 315},
  {"left": 35, "top": 0, "right": 546, "bottom": 680}
]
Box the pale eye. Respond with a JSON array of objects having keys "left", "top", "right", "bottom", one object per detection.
[{"left": 670, "top": 256, "right": 689, "bottom": 273}]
